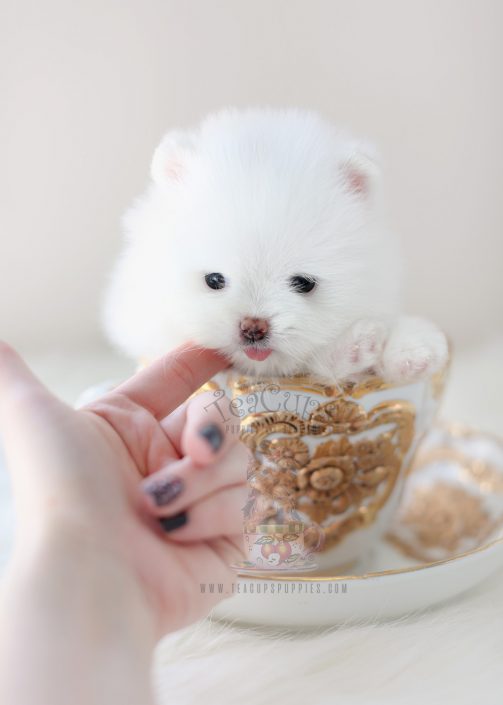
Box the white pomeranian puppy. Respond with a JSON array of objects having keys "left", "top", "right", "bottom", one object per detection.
[{"left": 104, "top": 108, "right": 447, "bottom": 383}]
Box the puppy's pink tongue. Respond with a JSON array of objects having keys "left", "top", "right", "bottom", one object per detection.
[{"left": 244, "top": 347, "right": 272, "bottom": 361}]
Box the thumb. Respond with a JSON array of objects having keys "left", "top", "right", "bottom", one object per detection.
[
  {"left": 0, "top": 342, "right": 55, "bottom": 430},
  {"left": 0, "top": 343, "right": 73, "bottom": 522},
  {"left": 0, "top": 342, "right": 68, "bottom": 480}
]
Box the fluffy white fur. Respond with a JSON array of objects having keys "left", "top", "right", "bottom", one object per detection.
[{"left": 104, "top": 109, "right": 447, "bottom": 382}]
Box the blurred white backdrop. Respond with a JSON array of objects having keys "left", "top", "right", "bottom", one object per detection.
[{"left": 1, "top": 0, "right": 502, "bottom": 356}]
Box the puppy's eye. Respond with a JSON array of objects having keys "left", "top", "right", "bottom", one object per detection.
[
  {"left": 289, "top": 275, "right": 317, "bottom": 293},
  {"left": 205, "top": 272, "right": 226, "bottom": 290}
]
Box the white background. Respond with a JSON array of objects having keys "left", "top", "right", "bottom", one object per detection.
[{"left": 1, "top": 0, "right": 502, "bottom": 356}]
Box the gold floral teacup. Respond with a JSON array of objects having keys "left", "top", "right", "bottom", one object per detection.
[{"left": 202, "top": 365, "right": 448, "bottom": 572}]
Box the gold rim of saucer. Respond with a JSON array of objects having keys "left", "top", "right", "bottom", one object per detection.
[
  {"left": 238, "top": 536, "right": 503, "bottom": 582},
  {"left": 237, "top": 422, "right": 503, "bottom": 582}
]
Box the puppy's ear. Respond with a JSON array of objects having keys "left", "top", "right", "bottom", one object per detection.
[
  {"left": 340, "top": 145, "right": 380, "bottom": 200},
  {"left": 150, "top": 130, "right": 196, "bottom": 185}
]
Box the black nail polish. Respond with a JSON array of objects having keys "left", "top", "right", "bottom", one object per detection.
[
  {"left": 145, "top": 477, "right": 184, "bottom": 507},
  {"left": 160, "top": 511, "right": 188, "bottom": 533},
  {"left": 199, "top": 423, "right": 223, "bottom": 452}
]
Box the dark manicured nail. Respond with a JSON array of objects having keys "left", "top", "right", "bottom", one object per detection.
[
  {"left": 160, "top": 511, "right": 188, "bottom": 533},
  {"left": 145, "top": 477, "right": 184, "bottom": 507},
  {"left": 199, "top": 423, "right": 223, "bottom": 452}
]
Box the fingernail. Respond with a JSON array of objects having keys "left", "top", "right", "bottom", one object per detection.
[
  {"left": 199, "top": 423, "right": 223, "bottom": 452},
  {"left": 160, "top": 511, "right": 188, "bottom": 533},
  {"left": 145, "top": 477, "right": 184, "bottom": 507}
]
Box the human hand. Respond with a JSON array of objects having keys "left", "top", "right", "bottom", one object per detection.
[{"left": 0, "top": 343, "right": 249, "bottom": 638}]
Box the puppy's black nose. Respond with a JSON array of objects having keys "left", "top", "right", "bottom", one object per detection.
[{"left": 240, "top": 317, "right": 269, "bottom": 343}]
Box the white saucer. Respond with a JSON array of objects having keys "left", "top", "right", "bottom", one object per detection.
[{"left": 212, "top": 424, "right": 503, "bottom": 626}]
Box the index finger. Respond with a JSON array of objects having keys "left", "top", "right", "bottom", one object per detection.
[{"left": 112, "top": 344, "right": 229, "bottom": 419}]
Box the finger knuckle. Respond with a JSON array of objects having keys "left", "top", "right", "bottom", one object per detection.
[{"left": 165, "top": 355, "right": 197, "bottom": 395}]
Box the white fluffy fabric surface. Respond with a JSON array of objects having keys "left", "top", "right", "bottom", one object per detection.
[
  {"left": 1, "top": 340, "right": 503, "bottom": 704},
  {"left": 154, "top": 571, "right": 503, "bottom": 705}
]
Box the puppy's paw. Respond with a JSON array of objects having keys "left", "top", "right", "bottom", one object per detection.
[
  {"left": 380, "top": 317, "right": 448, "bottom": 383},
  {"left": 332, "top": 318, "right": 389, "bottom": 379}
]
